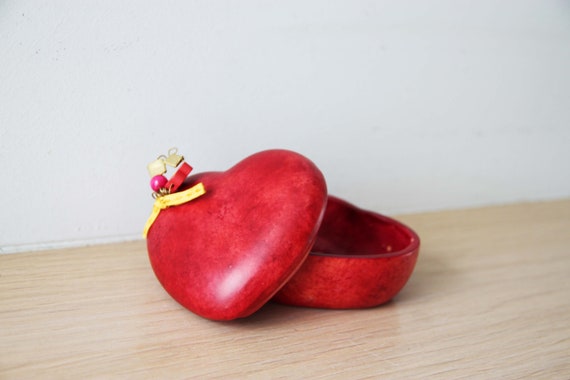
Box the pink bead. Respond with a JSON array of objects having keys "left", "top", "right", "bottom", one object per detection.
[{"left": 150, "top": 175, "right": 168, "bottom": 192}]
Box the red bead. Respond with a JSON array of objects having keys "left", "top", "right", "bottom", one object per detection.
[{"left": 150, "top": 175, "right": 168, "bottom": 192}]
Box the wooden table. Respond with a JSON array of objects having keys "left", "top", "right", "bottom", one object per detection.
[{"left": 2, "top": 200, "right": 569, "bottom": 378}]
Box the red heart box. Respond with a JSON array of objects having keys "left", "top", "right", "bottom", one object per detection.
[{"left": 146, "top": 150, "right": 327, "bottom": 320}]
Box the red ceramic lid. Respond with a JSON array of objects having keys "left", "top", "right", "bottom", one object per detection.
[{"left": 146, "top": 150, "right": 327, "bottom": 320}]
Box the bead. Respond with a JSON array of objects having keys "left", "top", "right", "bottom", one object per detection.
[{"left": 150, "top": 175, "right": 168, "bottom": 192}]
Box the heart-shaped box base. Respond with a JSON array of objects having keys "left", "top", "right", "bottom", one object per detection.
[{"left": 273, "top": 196, "right": 420, "bottom": 309}]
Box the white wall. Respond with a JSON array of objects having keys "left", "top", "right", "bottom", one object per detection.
[{"left": 1, "top": 0, "right": 569, "bottom": 253}]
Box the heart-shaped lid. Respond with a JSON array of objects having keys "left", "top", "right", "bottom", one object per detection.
[{"left": 146, "top": 149, "right": 327, "bottom": 320}]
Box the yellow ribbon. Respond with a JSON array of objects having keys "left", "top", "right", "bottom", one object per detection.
[{"left": 143, "top": 182, "right": 206, "bottom": 238}]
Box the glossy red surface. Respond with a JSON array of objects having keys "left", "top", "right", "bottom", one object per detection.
[
  {"left": 273, "top": 196, "right": 420, "bottom": 309},
  {"left": 146, "top": 150, "right": 327, "bottom": 320}
]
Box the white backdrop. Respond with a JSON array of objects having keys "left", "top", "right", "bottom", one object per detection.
[{"left": 1, "top": 1, "right": 569, "bottom": 253}]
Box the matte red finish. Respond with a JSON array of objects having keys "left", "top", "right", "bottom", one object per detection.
[
  {"left": 146, "top": 150, "right": 327, "bottom": 320},
  {"left": 273, "top": 196, "right": 420, "bottom": 309}
]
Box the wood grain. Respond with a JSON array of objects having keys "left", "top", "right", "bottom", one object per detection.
[{"left": 1, "top": 200, "right": 569, "bottom": 379}]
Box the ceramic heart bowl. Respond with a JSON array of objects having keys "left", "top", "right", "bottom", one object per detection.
[{"left": 273, "top": 196, "right": 420, "bottom": 309}]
